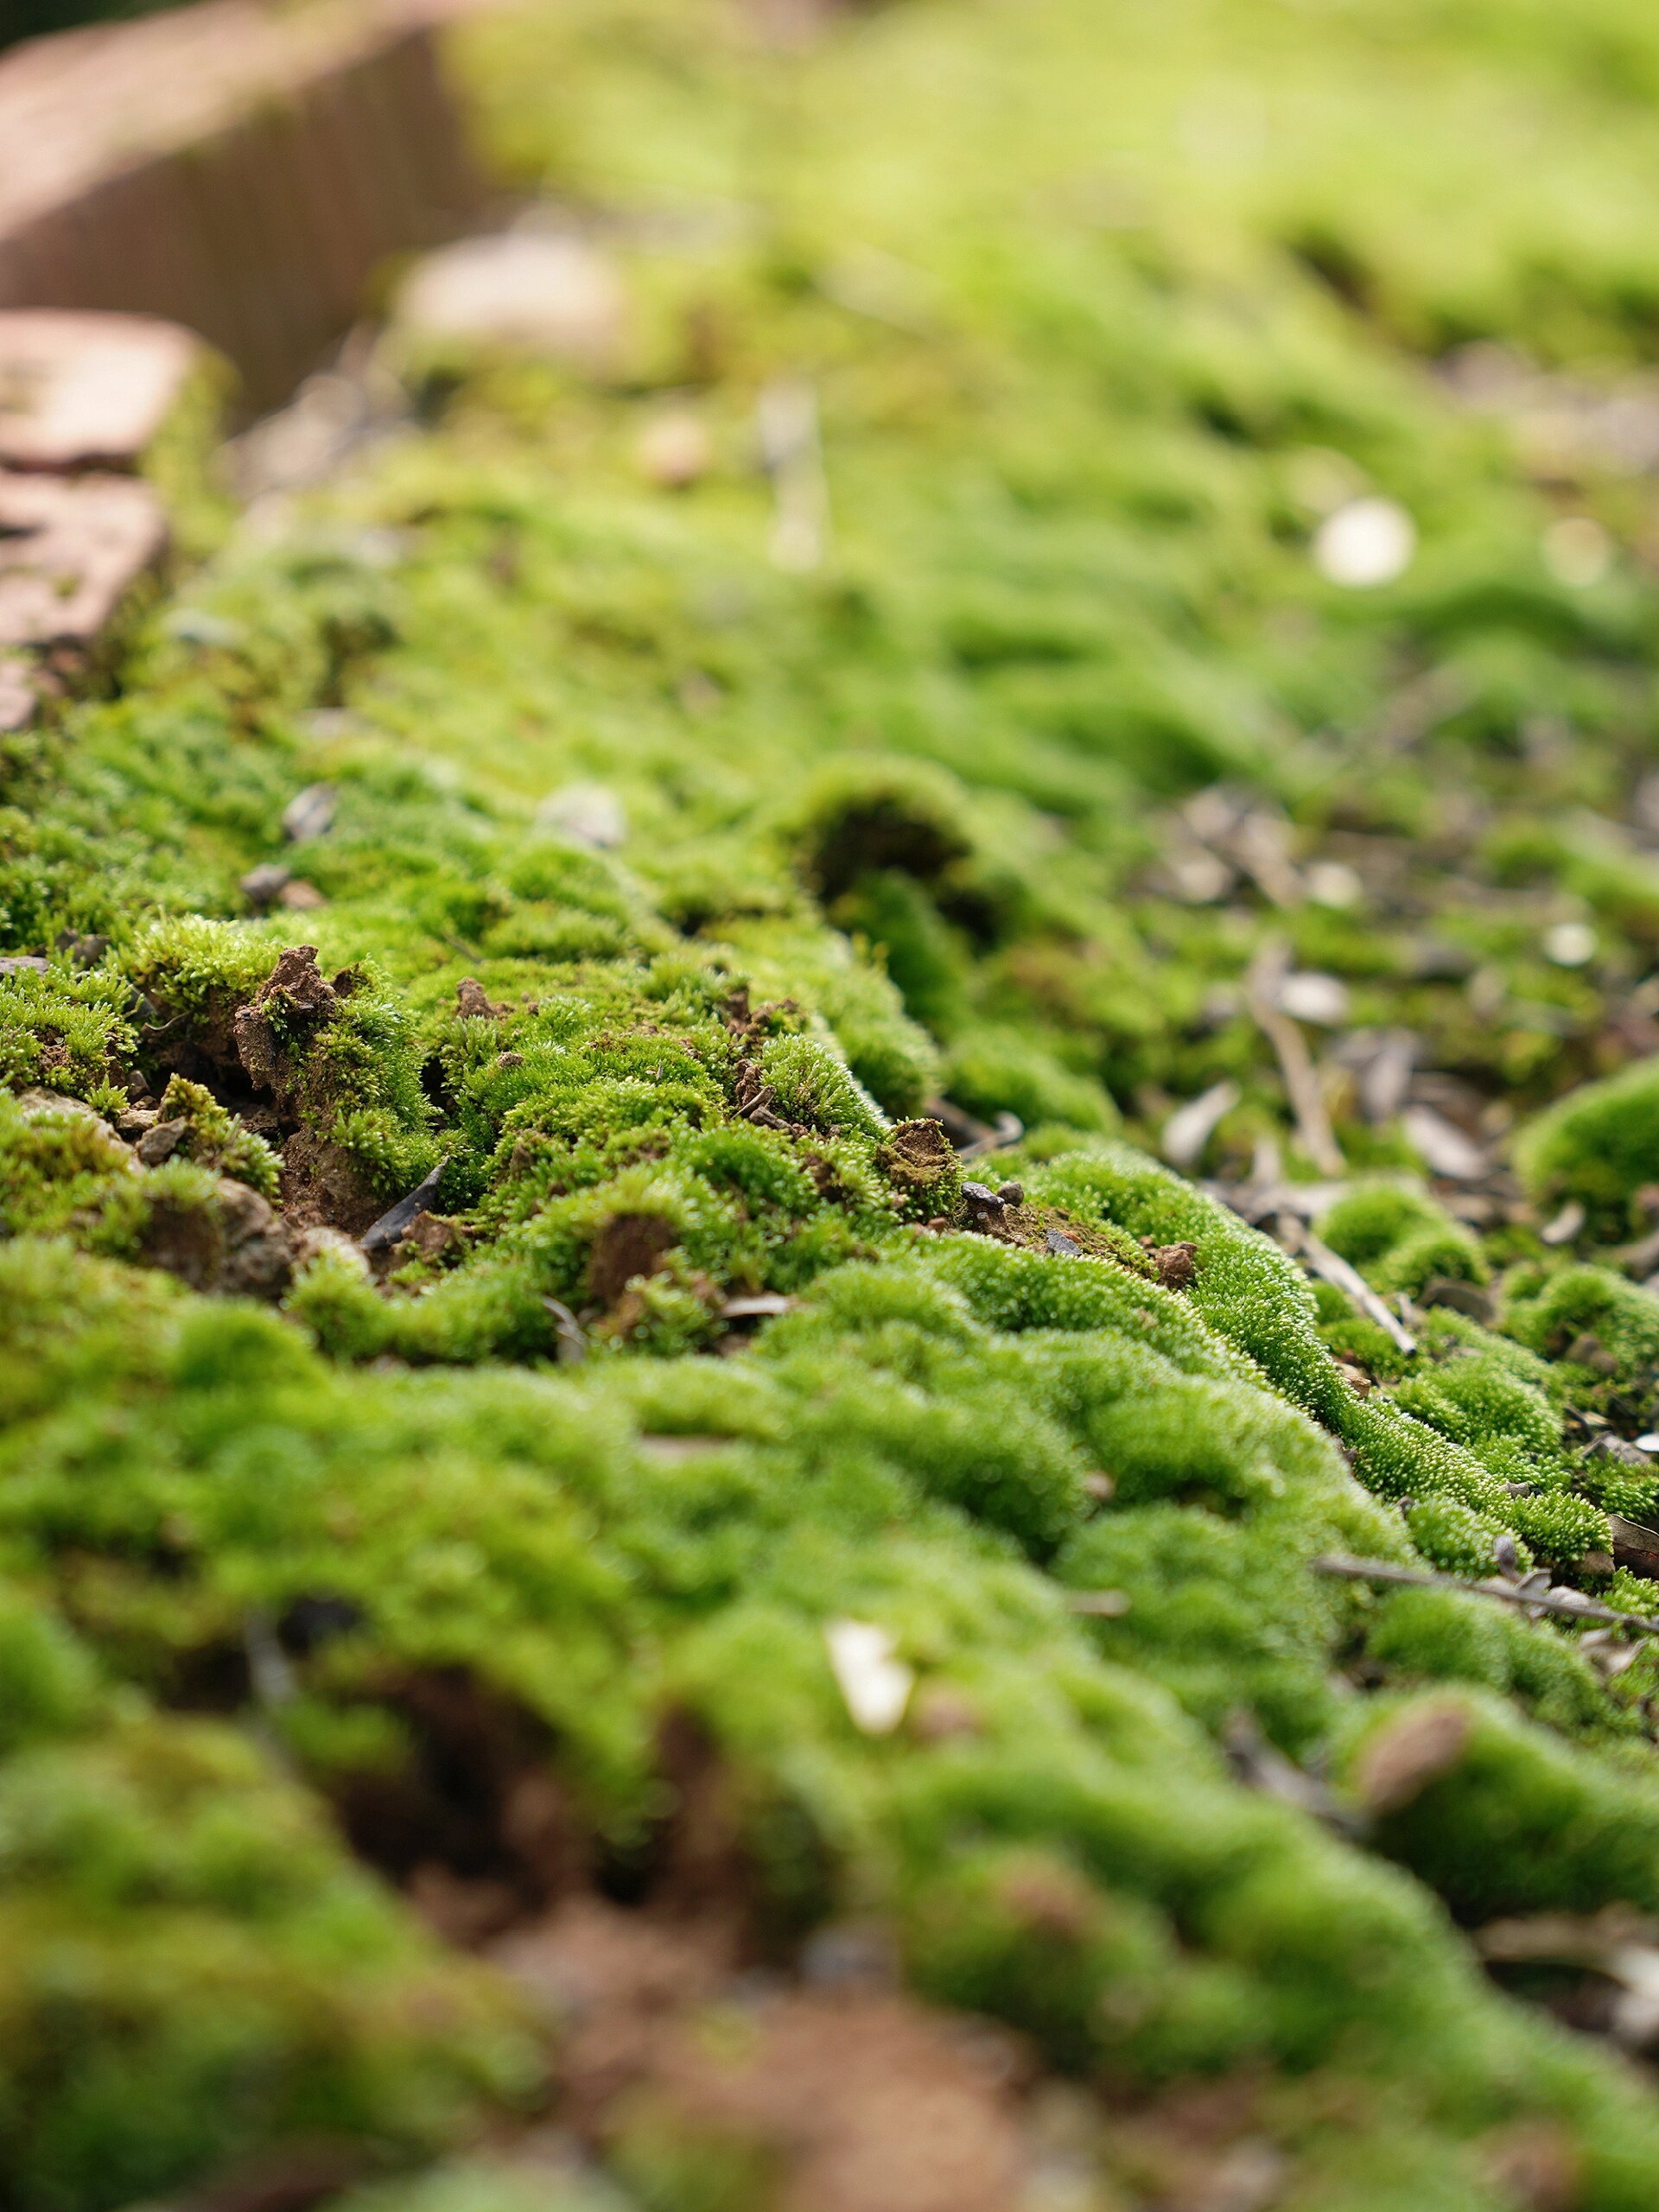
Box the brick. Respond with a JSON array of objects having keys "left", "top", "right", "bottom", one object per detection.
[
  {"left": 0, "top": 656, "right": 41, "bottom": 731},
  {"left": 0, "top": 0, "right": 488, "bottom": 411},
  {"left": 0, "top": 470, "right": 168, "bottom": 654},
  {"left": 0, "top": 309, "right": 198, "bottom": 471}
]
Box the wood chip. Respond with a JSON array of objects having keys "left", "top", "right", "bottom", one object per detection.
[
  {"left": 1162, "top": 1077, "right": 1240, "bottom": 1170},
  {"left": 1402, "top": 1103, "right": 1489, "bottom": 1181}
]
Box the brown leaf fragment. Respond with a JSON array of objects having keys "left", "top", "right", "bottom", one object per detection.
[
  {"left": 1608, "top": 1513, "right": 1659, "bottom": 1580},
  {"left": 1352, "top": 1701, "right": 1471, "bottom": 1815}
]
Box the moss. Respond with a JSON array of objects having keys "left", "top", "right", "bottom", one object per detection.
[
  {"left": 0, "top": 969, "right": 135, "bottom": 1116},
  {"left": 21, "top": 0, "right": 1659, "bottom": 2195},
  {"left": 1516, "top": 1057, "right": 1659, "bottom": 1227}
]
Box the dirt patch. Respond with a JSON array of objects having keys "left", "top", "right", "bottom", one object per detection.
[
  {"left": 878, "top": 1118, "right": 957, "bottom": 1216},
  {"left": 277, "top": 1126, "right": 383, "bottom": 1236},
  {"left": 588, "top": 1211, "right": 678, "bottom": 1306},
  {"left": 328, "top": 1667, "right": 589, "bottom": 1946},
  {"left": 233, "top": 944, "right": 341, "bottom": 1099},
  {"left": 455, "top": 976, "right": 508, "bottom": 1020},
  {"left": 492, "top": 1897, "right": 1029, "bottom": 2212}
]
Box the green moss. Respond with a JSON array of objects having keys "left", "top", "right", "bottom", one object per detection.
[
  {"left": 1516, "top": 1058, "right": 1659, "bottom": 1226},
  {"left": 20, "top": 0, "right": 1659, "bottom": 2196}
]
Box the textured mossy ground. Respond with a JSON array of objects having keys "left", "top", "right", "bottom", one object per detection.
[{"left": 20, "top": 0, "right": 1659, "bottom": 2205}]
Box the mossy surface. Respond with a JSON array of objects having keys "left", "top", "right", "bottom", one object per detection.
[{"left": 16, "top": 0, "right": 1659, "bottom": 2203}]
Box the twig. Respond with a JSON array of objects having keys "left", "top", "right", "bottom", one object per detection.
[
  {"left": 1246, "top": 939, "right": 1344, "bottom": 1176},
  {"left": 1210, "top": 1184, "right": 1418, "bottom": 1356},
  {"left": 1297, "top": 1227, "right": 1418, "bottom": 1356},
  {"left": 1315, "top": 1554, "right": 1659, "bottom": 1637}
]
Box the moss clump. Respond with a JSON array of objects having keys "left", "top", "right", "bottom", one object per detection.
[
  {"left": 1319, "top": 1184, "right": 1490, "bottom": 1297},
  {"left": 1516, "top": 1058, "right": 1659, "bottom": 1227}
]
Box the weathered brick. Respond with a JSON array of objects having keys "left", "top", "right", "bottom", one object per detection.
[
  {"left": 0, "top": 309, "right": 198, "bottom": 471},
  {"left": 0, "top": 0, "right": 488, "bottom": 410},
  {"left": 0, "top": 469, "right": 168, "bottom": 654}
]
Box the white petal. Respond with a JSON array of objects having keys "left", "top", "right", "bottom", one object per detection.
[{"left": 825, "top": 1618, "right": 913, "bottom": 1736}]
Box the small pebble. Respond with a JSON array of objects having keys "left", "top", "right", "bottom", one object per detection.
[
  {"left": 239, "top": 861, "right": 291, "bottom": 907},
  {"left": 1543, "top": 919, "right": 1597, "bottom": 968},
  {"left": 995, "top": 1180, "right": 1024, "bottom": 1206},
  {"left": 281, "top": 783, "right": 336, "bottom": 842},
  {"left": 1305, "top": 859, "right": 1363, "bottom": 909},
  {"left": 1276, "top": 970, "right": 1350, "bottom": 1026}
]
